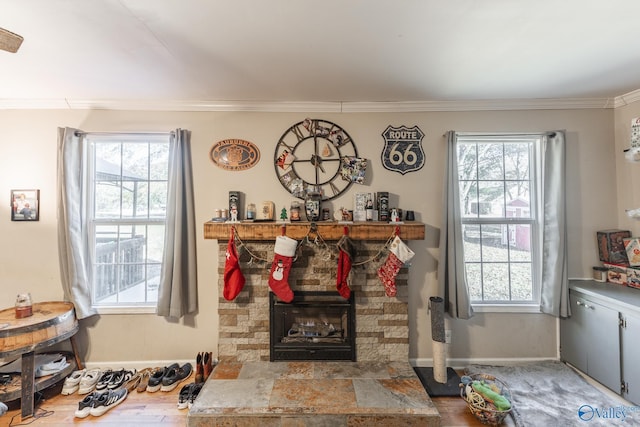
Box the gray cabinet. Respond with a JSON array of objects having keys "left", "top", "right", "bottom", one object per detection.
[
  {"left": 561, "top": 290, "right": 620, "bottom": 391},
  {"left": 621, "top": 310, "right": 640, "bottom": 404},
  {"left": 561, "top": 280, "right": 640, "bottom": 405}
]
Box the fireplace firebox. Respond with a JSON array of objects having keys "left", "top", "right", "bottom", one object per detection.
[{"left": 269, "top": 291, "right": 356, "bottom": 361}]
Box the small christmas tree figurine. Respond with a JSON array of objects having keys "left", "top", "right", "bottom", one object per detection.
[{"left": 280, "top": 207, "right": 288, "bottom": 221}]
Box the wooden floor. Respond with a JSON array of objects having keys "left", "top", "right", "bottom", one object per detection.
[{"left": 0, "top": 381, "right": 484, "bottom": 427}]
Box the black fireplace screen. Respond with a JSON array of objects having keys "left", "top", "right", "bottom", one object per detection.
[{"left": 269, "top": 291, "right": 356, "bottom": 361}]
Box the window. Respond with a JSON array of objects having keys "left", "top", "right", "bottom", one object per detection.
[
  {"left": 86, "top": 134, "right": 170, "bottom": 309},
  {"left": 455, "top": 134, "right": 541, "bottom": 306}
]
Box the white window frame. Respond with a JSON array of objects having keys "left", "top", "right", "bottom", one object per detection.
[
  {"left": 455, "top": 133, "right": 543, "bottom": 313},
  {"left": 85, "top": 134, "right": 170, "bottom": 314}
]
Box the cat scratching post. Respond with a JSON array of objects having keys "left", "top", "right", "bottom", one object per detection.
[{"left": 429, "top": 296, "right": 447, "bottom": 384}]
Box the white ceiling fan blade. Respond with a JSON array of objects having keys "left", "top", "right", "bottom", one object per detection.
[{"left": 0, "top": 28, "right": 24, "bottom": 53}]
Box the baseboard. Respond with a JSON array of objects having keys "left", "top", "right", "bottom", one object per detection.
[{"left": 409, "top": 356, "right": 559, "bottom": 370}]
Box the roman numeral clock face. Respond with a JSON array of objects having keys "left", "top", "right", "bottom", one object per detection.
[{"left": 274, "top": 119, "right": 358, "bottom": 201}]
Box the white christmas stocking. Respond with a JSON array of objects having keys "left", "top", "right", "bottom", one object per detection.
[{"left": 268, "top": 235, "right": 298, "bottom": 302}]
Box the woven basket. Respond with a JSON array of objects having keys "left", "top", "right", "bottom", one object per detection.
[{"left": 460, "top": 373, "right": 513, "bottom": 426}]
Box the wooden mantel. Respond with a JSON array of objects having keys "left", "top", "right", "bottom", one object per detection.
[{"left": 204, "top": 221, "right": 425, "bottom": 241}]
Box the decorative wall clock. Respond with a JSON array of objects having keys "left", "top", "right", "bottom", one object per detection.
[{"left": 274, "top": 118, "right": 359, "bottom": 201}]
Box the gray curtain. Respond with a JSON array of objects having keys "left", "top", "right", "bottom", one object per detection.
[
  {"left": 57, "top": 127, "right": 97, "bottom": 319},
  {"left": 438, "top": 130, "right": 569, "bottom": 319},
  {"left": 539, "top": 131, "right": 569, "bottom": 317},
  {"left": 437, "top": 131, "right": 474, "bottom": 319},
  {"left": 156, "top": 129, "right": 198, "bottom": 318}
]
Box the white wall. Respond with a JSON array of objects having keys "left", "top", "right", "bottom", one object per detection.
[{"left": 0, "top": 107, "right": 615, "bottom": 365}]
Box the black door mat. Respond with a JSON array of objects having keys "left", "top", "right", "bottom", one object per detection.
[{"left": 414, "top": 366, "right": 461, "bottom": 397}]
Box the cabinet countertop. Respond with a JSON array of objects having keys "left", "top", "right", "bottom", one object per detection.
[{"left": 569, "top": 279, "right": 640, "bottom": 314}]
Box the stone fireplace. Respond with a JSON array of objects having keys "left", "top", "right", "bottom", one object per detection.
[
  {"left": 216, "top": 239, "right": 411, "bottom": 363},
  {"left": 190, "top": 222, "right": 439, "bottom": 427}
]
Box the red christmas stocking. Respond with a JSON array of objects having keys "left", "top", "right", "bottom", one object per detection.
[
  {"left": 223, "top": 229, "right": 245, "bottom": 301},
  {"left": 336, "top": 234, "right": 355, "bottom": 299},
  {"left": 377, "top": 236, "right": 415, "bottom": 297},
  {"left": 268, "top": 235, "right": 298, "bottom": 302}
]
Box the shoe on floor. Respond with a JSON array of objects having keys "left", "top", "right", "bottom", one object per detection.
[
  {"left": 136, "top": 368, "right": 154, "bottom": 393},
  {"left": 78, "top": 368, "right": 102, "bottom": 394},
  {"left": 108, "top": 369, "right": 137, "bottom": 390},
  {"left": 177, "top": 383, "right": 194, "bottom": 410},
  {"left": 95, "top": 369, "right": 114, "bottom": 391},
  {"left": 74, "top": 391, "right": 100, "bottom": 418},
  {"left": 123, "top": 371, "right": 141, "bottom": 393},
  {"left": 188, "top": 383, "right": 204, "bottom": 409},
  {"left": 61, "top": 368, "right": 86, "bottom": 395},
  {"left": 146, "top": 364, "right": 178, "bottom": 393},
  {"left": 89, "top": 388, "right": 128, "bottom": 417},
  {"left": 161, "top": 363, "right": 193, "bottom": 392},
  {"left": 177, "top": 382, "right": 204, "bottom": 409}
]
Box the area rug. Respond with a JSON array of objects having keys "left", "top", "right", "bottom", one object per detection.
[{"left": 466, "top": 360, "right": 636, "bottom": 427}]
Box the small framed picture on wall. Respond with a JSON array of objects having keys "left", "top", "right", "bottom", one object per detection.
[{"left": 11, "top": 189, "right": 40, "bottom": 221}]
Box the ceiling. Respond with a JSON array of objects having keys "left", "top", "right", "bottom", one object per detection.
[{"left": 2, "top": 0, "right": 640, "bottom": 110}]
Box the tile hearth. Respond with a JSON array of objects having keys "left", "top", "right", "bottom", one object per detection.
[{"left": 188, "top": 361, "right": 440, "bottom": 426}]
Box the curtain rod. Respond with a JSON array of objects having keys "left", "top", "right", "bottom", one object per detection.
[
  {"left": 445, "top": 131, "right": 559, "bottom": 138},
  {"left": 74, "top": 130, "right": 174, "bottom": 137}
]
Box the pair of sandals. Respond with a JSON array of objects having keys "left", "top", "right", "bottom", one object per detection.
[{"left": 177, "top": 382, "right": 204, "bottom": 409}]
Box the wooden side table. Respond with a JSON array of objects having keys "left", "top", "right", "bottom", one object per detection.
[{"left": 0, "top": 301, "right": 81, "bottom": 419}]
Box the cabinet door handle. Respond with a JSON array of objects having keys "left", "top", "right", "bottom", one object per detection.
[{"left": 576, "top": 300, "right": 593, "bottom": 309}]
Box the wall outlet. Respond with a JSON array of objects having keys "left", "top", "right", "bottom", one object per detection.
[{"left": 445, "top": 329, "right": 452, "bottom": 344}]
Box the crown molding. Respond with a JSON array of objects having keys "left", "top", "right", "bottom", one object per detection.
[
  {"left": 341, "top": 98, "right": 614, "bottom": 112},
  {"left": 0, "top": 96, "right": 631, "bottom": 112},
  {"left": 613, "top": 88, "right": 640, "bottom": 108}
]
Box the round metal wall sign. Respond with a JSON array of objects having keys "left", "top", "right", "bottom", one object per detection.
[{"left": 210, "top": 139, "right": 260, "bottom": 171}]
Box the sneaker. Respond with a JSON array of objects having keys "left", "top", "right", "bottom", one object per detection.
[
  {"left": 78, "top": 368, "right": 102, "bottom": 394},
  {"left": 177, "top": 383, "right": 193, "bottom": 410},
  {"left": 95, "top": 369, "right": 114, "bottom": 391},
  {"left": 35, "top": 356, "right": 70, "bottom": 377},
  {"left": 188, "top": 383, "right": 204, "bottom": 409},
  {"left": 108, "top": 369, "right": 137, "bottom": 390},
  {"left": 146, "top": 364, "right": 178, "bottom": 393},
  {"left": 89, "top": 388, "right": 128, "bottom": 417},
  {"left": 61, "top": 368, "right": 86, "bottom": 395},
  {"left": 161, "top": 363, "right": 193, "bottom": 392},
  {"left": 74, "top": 391, "right": 100, "bottom": 418}
]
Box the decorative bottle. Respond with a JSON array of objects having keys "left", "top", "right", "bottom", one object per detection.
[{"left": 304, "top": 187, "right": 322, "bottom": 222}]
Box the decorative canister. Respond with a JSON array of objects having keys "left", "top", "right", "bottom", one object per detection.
[
  {"left": 15, "top": 293, "right": 33, "bottom": 319},
  {"left": 592, "top": 266, "right": 608, "bottom": 282},
  {"left": 246, "top": 203, "right": 256, "bottom": 220}
]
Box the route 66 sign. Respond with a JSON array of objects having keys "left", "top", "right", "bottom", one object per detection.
[{"left": 381, "top": 125, "right": 425, "bottom": 174}]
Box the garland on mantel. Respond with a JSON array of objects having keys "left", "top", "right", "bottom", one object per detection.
[{"left": 230, "top": 224, "right": 398, "bottom": 268}]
